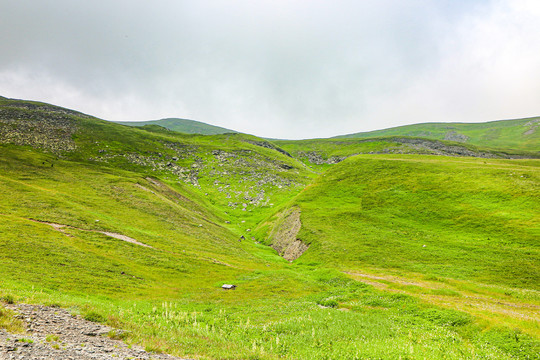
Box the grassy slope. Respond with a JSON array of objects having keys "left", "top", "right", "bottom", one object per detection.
[
  {"left": 335, "top": 117, "right": 540, "bottom": 152},
  {"left": 255, "top": 155, "right": 540, "bottom": 351},
  {"left": 115, "top": 118, "right": 237, "bottom": 135},
  {"left": 283, "top": 155, "right": 539, "bottom": 289},
  {"left": 0, "top": 97, "right": 539, "bottom": 358},
  {"left": 0, "top": 97, "right": 313, "bottom": 231},
  {"left": 274, "top": 137, "right": 538, "bottom": 174},
  {"left": 0, "top": 146, "right": 258, "bottom": 295},
  {"left": 5, "top": 146, "right": 535, "bottom": 359}
]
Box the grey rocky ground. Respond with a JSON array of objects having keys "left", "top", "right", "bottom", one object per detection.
[{"left": 0, "top": 304, "right": 187, "bottom": 360}]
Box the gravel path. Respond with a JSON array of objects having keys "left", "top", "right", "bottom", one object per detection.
[{"left": 0, "top": 304, "right": 187, "bottom": 360}]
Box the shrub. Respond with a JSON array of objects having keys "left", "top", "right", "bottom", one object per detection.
[
  {"left": 317, "top": 298, "right": 338, "bottom": 308},
  {"left": 108, "top": 329, "right": 128, "bottom": 340},
  {"left": 83, "top": 311, "right": 107, "bottom": 323},
  {"left": 2, "top": 295, "right": 15, "bottom": 304}
]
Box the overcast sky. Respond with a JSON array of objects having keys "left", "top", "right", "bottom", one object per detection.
[{"left": 1, "top": 1, "right": 539, "bottom": 139}]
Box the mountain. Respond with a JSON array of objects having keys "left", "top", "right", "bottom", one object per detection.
[
  {"left": 115, "top": 117, "right": 238, "bottom": 135},
  {"left": 0, "top": 96, "right": 538, "bottom": 359},
  {"left": 335, "top": 117, "right": 540, "bottom": 152}
]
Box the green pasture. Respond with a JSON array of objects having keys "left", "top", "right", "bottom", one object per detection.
[{"left": 0, "top": 98, "right": 538, "bottom": 359}]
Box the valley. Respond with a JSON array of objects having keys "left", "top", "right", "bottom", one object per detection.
[{"left": 0, "top": 96, "right": 538, "bottom": 359}]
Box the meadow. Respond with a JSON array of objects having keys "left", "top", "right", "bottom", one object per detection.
[
  {"left": 0, "top": 98, "right": 539, "bottom": 359},
  {"left": 286, "top": 155, "right": 539, "bottom": 289}
]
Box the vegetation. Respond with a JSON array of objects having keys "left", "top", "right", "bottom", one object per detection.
[
  {"left": 280, "top": 155, "right": 539, "bottom": 289},
  {"left": 335, "top": 117, "right": 540, "bottom": 152},
  {"left": 0, "top": 97, "right": 538, "bottom": 359},
  {"left": 115, "top": 118, "right": 237, "bottom": 135},
  {"left": 0, "top": 305, "right": 25, "bottom": 333}
]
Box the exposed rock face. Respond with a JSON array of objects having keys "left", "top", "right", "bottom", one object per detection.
[
  {"left": 0, "top": 303, "right": 184, "bottom": 359},
  {"left": 297, "top": 151, "right": 347, "bottom": 165},
  {"left": 391, "top": 137, "right": 497, "bottom": 157},
  {"left": 444, "top": 131, "right": 470, "bottom": 143},
  {"left": 296, "top": 137, "right": 518, "bottom": 165},
  {"left": 268, "top": 207, "right": 308, "bottom": 261},
  {"left": 245, "top": 140, "right": 292, "bottom": 157},
  {"left": 523, "top": 119, "right": 540, "bottom": 135}
]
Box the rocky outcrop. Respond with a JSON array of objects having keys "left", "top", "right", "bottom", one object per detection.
[
  {"left": 296, "top": 137, "right": 521, "bottom": 166},
  {"left": 0, "top": 106, "right": 78, "bottom": 154},
  {"left": 523, "top": 119, "right": 540, "bottom": 135},
  {"left": 444, "top": 131, "right": 470, "bottom": 143},
  {"left": 0, "top": 100, "right": 92, "bottom": 118},
  {"left": 389, "top": 137, "right": 498, "bottom": 158},
  {"left": 0, "top": 303, "right": 183, "bottom": 359},
  {"left": 297, "top": 151, "right": 347, "bottom": 165},
  {"left": 245, "top": 140, "right": 292, "bottom": 158},
  {"left": 267, "top": 207, "right": 309, "bottom": 261}
]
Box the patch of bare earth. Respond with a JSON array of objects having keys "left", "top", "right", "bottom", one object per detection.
[
  {"left": 267, "top": 207, "right": 308, "bottom": 261},
  {"left": 29, "top": 219, "right": 153, "bottom": 248}
]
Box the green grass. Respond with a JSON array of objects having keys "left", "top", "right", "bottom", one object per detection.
[
  {"left": 280, "top": 155, "right": 539, "bottom": 290},
  {"left": 0, "top": 305, "right": 25, "bottom": 333},
  {"left": 0, "top": 97, "right": 539, "bottom": 359},
  {"left": 1, "top": 147, "right": 537, "bottom": 358},
  {"left": 5, "top": 268, "right": 539, "bottom": 359},
  {"left": 115, "top": 118, "right": 237, "bottom": 135},
  {"left": 335, "top": 117, "right": 540, "bottom": 152}
]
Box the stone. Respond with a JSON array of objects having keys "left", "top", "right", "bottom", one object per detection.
[{"left": 0, "top": 303, "right": 185, "bottom": 359}]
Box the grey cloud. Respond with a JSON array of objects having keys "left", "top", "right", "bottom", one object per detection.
[{"left": 1, "top": 0, "right": 537, "bottom": 139}]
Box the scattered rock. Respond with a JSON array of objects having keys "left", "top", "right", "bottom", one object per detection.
[
  {"left": 523, "top": 119, "right": 540, "bottom": 135},
  {"left": 0, "top": 105, "right": 78, "bottom": 154},
  {"left": 444, "top": 131, "right": 470, "bottom": 143},
  {"left": 297, "top": 151, "right": 347, "bottom": 165},
  {"left": 244, "top": 140, "right": 292, "bottom": 157},
  {"left": 0, "top": 303, "right": 185, "bottom": 359}
]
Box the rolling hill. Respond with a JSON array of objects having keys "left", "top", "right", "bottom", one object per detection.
[
  {"left": 0, "top": 96, "right": 539, "bottom": 359},
  {"left": 335, "top": 117, "right": 540, "bottom": 152},
  {"left": 115, "top": 118, "right": 237, "bottom": 135},
  {"left": 259, "top": 155, "right": 539, "bottom": 289}
]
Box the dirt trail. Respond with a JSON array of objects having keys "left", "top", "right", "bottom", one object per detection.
[
  {"left": 0, "top": 303, "right": 186, "bottom": 360},
  {"left": 30, "top": 219, "right": 153, "bottom": 249}
]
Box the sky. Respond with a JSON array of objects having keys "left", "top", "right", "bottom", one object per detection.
[{"left": 1, "top": 0, "right": 540, "bottom": 139}]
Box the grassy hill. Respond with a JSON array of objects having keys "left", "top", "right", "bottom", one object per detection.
[
  {"left": 260, "top": 155, "right": 539, "bottom": 289},
  {"left": 274, "top": 136, "right": 538, "bottom": 174},
  {"left": 0, "top": 96, "right": 539, "bottom": 359},
  {"left": 335, "top": 117, "right": 540, "bottom": 152},
  {"left": 115, "top": 118, "right": 238, "bottom": 135}
]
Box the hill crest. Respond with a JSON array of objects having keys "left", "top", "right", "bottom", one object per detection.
[
  {"left": 335, "top": 117, "right": 540, "bottom": 152},
  {"left": 115, "top": 118, "right": 237, "bottom": 135}
]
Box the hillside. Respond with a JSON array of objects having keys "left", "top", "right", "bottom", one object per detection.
[
  {"left": 115, "top": 118, "right": 237, "bottom": 135},
  {"left": 335, "top": 117, "right": 540, "bottom": 152},
  {"left": 260, "top": 155, "right": 539, "bottom": 289},
  {"left": 274, "top": 136, "right": 538, "bottom": 173},
  {"left": 1, "top": 96, "right": 539, "bottom": 359}
]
